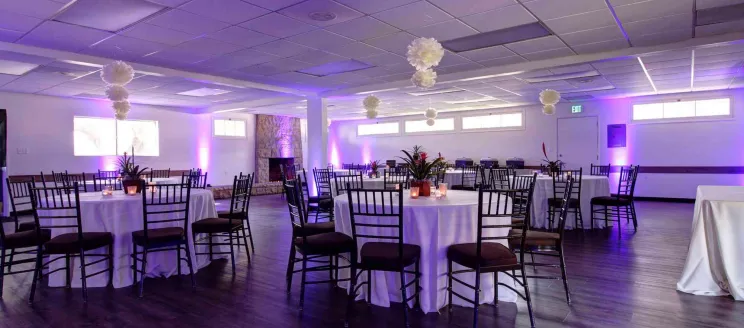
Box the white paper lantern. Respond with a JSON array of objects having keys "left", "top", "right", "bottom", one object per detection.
[
  {"left": 407, "top": 37, "right": 445, "bottom": 71},
  {"left": 105, "top": 84, "right": 129, "bottom": 102},
  {"left": 411, "top": 68, "right": 437, "bottom": 89},
  {"left": 363, "top": 95, "right": 380, "bottom": 111},
  {"left": 101, "top": 61, "right": 134, "bottom": 86},
  {"left": 539, "top": 89, "right": 561, "bottom": 106},
  {"left": 426, "top": 118, "right": 435, "bottom": 126},
  {"left": 366, "top": 109, "right": 378, "bottom": 119},
  {"left": 424, "top": 108, "right": 437, "bottom": 119},
  {"left": 542, "top": 104, "right": 556, "bottom": 115}
]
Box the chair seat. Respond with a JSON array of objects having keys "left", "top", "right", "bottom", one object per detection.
[
  {"left": 509, "top": 229, "right": 560, "bottom": 247},
  {"left": 447, "top": 242, "right": 518, "bottom": 271},
  {"left": 193, "top": 218, "right": 242, "bottom": 234},
  {"left": 3, "top": 229, "right": 51, "bottom": 249},
  {"left": 45, "top": 232, "right": 113, "bottom": 254},
  {"left": 132, "top": 227, "right": 184, "bottom": 246},
  {"left": 294, "top": 221, "right": 335, "bottom": 237},
  {"left": 548, "top": 198, "right": 580, "bottom": 208},
  {"left": 360, "top": 242, "right": 420, "bottom": 271},
  {"left": 10, "top": 209, "right": 33, "bottom": 217},
  {"left": 17, "top": 221, "right": 37, "bottom": 232},
  {"left": 450, "top": 185, "right": 476, "bottom": 191},
  {"left": 217, "top": 211, "right": 246, "bottom": 221},
  {"left": 591, "top": 196, "right": 632, "bottom": 206},
  {"left": 511, "top": 217, "right": 525, "bottom": 225},
  {"left": 294, "top": 232, "right": 355, "bottom": 255}
]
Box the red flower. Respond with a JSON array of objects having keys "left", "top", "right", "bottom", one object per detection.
[{"left": 420, "top": 152, "right": 428, "bottom": 161}]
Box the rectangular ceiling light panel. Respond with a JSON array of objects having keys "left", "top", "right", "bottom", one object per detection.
[
  {"left": 298, "top": 60, "right": 373, "bottom": 77},
  {"left": 523, "top": 70, "right": 601, "bottom": 83},
  {"left": 55, "top": 0, "right": 166, "bottom": 32},
  {"left": 442, "top": 23, "right": 551, "bottom": 53},
  {"left": 0, "top": 60, "right": 39, "bottom": 75},
  {"left": 407, "top": 88, "right": 464, "bottom": 96},
  {"left": 178, "top": 88, "right": 232, "bottom": 97}
]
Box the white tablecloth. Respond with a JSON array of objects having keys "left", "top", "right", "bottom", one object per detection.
[
  {"left": 334, "top": 190, "right": 517, "bottom": 314},
  {"left": 331, "top": 177, "right": 385, "bottom": 195},
  {"left": 43, "top": 189, "right": 226, "bottom": 288},
  {"left": 530, "top": 175, "right": 611, "bottom": 230},
  {"left": 677, "top": 186, "right": 744, "bottom": 300}
]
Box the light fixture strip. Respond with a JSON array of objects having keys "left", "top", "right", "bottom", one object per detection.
[
  {"left": 356, "top": 88, "right": 399, "bottom": 95},
  {"left": 637, "top": 57, "right": 658, "bottom": 93},
  {"left": 690, "top": 49, "right": 695, "bottom": 91},
  {"left": 213, "top": 108, "right": 246, "bottom": 114}
]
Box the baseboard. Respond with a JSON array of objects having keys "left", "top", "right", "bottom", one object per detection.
[{"left": 634, "top": 196, "right": 695, "bottom": 203}]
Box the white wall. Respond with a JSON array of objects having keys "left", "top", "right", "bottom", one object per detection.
[
  {"left": 2, "top": 91, "right": 255, "bottom": 187},
  {"left": 329, "top": 89, "right": 744, "bottom": 199}
]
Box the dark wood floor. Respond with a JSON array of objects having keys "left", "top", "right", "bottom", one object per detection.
[{"left": 1, "top": 196, "right": 742, "bottom": 328}]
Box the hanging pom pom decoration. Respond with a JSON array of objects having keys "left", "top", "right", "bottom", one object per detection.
[
  {"left": 407, "top": 38, "right": 445, "bottom": 71},
  {"left": 105, "top": 84, "right": 129, "bottom": 102},
  {"left": 411, "top": 68, "right": 437, "bottom": 89},
  {"left": 426, "top": 118, "right": 435, "bottom": 126},
  {"left": 101, "top": 61, "right": 134, "bottom": 86},
  {"left": 542, "top": 104, "right": 556, "bottom": 115},
  {"left": 363, "top": 95, "right": 380, "bottom": 111},
  {"left": 366, "top": 109, "right": 378, "bottom": 119},
  {"left": 539, "top": 89, "right": 561, "bottom": 115},
  {"left": 424, "top": 108, "right": 437, "bottom": 119}
]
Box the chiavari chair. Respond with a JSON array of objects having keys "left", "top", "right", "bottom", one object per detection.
[
  {"left": 5, "top": 177, "right": 37, "bottom": 233},
  {"left": 28, "top": 182, "right": 114, "bottom": 303},
  {"left": 590, "top": 164, "right": 611, "bottom": 177},
  {"left": 431, "top": 167, "right": 446, "bottom": 189},
  {"left": 300, "top": 169, "right": 332, "bottom": 223},
  {"left": 488, "top": 168, "right": 512, "bottom": 189},
  {"left": 451, "top": 165, "right": 478, "bottom": 191},
  {"left": 311, "top": 168, "right": 334, "bottom": 222},
  {"left": 149, "top": 169, "right": 171, "bottom": 180},
  {"left": 344, "top": 184, "right": 421, "bottom": 327},
  {"left": 97, "top": 170, "right": 119, "bottom": 179},
  {"left": 182, "top": 172, "right": 208, "bottom": 189},
  {"left": 384, "top": 168, "right": 410, "bottom": 190},
  {"left": 591, "top": 166, "right": 640, "bottom": 235},
  {"left": 446, "top": 185, "right": 539, "bottom": 328},
  {"left": 131, "top": 181, "right": 195, "bottom": 297},
  {"left": 548, "top": 168, "right": 583, "bottom": 230},
  {"left": 510, "top": 173, "right": 538, "bottom": 226},
  {"left": 62, "top": 173, "right": 89, "bottom": 193},
  {"left": 216, "top": 173, "right": 256, "bottom": 256},
  {"left": 334, "top": 172, "right": 364, "bottom": 196},
  {"left": 92, "top": 176, "right": 122, "bottom": 191}
]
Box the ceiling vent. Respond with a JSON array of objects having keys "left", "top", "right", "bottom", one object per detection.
[
  {"left": 309, "top": 12, "right": 337, "bottom": 22},
  {"left": 441, "top": 23, "right": 551, "bottom": 52},
  {"left": 563, "top": 95, "right": 595, "bottom": 102}
]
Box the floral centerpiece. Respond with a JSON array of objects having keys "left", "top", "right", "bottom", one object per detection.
[
  {"left": 542, "top": 142, "right": 562, "bottom": 174},
  {"left": 369, "top": 160, "right": 381, "bottom": 178},
  {"left": 118, "top": 150, "right": 148, "bottom": 194},
  {"left": 399, "top": 145, "right": 443, "bottom": 196}
]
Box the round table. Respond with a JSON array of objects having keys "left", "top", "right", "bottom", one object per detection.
[
  {"left": 42, "top": 188, "right": 227, "bottom": 288},
  {"left": 331, "top": 177, "right": 385, "bottom": 194},
  {"left": 149, "top": 177, "right": 181, "bottom": 185},
  {"left": 529, "top": 175, "right": 611, "bottom": 230},
  {"left": 334, "top": 190, "right": 517, "bottom": 314}
]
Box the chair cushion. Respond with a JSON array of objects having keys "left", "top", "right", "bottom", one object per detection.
[
  {"left": 45, "top": 232, "right": 113, "bottom": 254},
  {"left": 591, "top": 196, "right": 632, "bottom": 206},
  {"left": 450, "top": 185, "right": 476, "bottom": 191},
  {"left": 294, "top": 221, "right": 335, "bottom": 237},
  {"left": 509, "top": 229, "right": 560, "bottom": 247},
  {"left": 17, "top": 221, "right": 37, "bottom": 232},
  {"left": 294, "top": 232, "right": 355, "bottom": 255},
  {"left": 132, "top": 227, "right": 184, "bottom": 245},
  {"left": 217, "top": 211, "right": 246, "bottom": 221},
  {"left": 10, "top": 209, "right": 34, "bottom": 217},
  {"left": 360, "top": 242, "right": 420, "bottom": 271},
  {"left": 192, "top": 218, "right": 242, "bottom": 234},
  {"left": 447, "top": 242, "right": 517, "bottom": 270},
  {"left": 318, "top": 198, "right": 333, "bottom": 209},
  {"left": 511, "top": 217, "right": 525, "bottom": 225},
  {"left": 548, "top": 198, "right": 580, "bottom": 208},
  {"left": 3, "top": 229, "right": 51, "bottom": 249}
]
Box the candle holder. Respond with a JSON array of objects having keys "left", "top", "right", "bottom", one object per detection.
[
  {"left": 410, "top": 186, "right": 420, "bottom": 199},
  {"left": 439, "top": 183, "right": 448, "bottom": 197},
  {"left": 126, "top": 185, "right": 138, "bottom": 195},
  {"left": 102, "top": 186, "right": 113, "bottom": 196}
]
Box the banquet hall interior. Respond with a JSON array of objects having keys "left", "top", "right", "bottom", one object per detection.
[{"left": 1, "top": 0, "right": 744, "bottom": 327}]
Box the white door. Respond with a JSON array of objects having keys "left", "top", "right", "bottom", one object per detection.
[{"left": 557, "top": 117, "right": 598, "bottom": 172}]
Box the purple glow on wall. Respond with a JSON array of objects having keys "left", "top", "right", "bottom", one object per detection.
[
  {"left": 330, "top": 140, "right": 340, "bottom": 168},
  {"left": 197, "top": 114, "right": 211, "bottom": 172},
  {"left": 277, "top": 116, "right": 294, "bottom": 158},
  {"left": 362, "top": 141, "right": 371, "bottom": 164},
  {"left": 100, "top": 156, "right": 118, "bottom": 171}
]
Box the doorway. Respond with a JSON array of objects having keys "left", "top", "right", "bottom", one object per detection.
[{"left": 557, "top": 116, "right": 598, "bottom": 172}]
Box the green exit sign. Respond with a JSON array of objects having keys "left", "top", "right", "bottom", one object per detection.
[{"left": 571, "top": 105, "right": 583, "bottom": 113}]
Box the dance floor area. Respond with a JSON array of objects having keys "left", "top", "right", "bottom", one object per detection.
[{"left": 1, "top": 196, "right": 742, "bottom": 328}]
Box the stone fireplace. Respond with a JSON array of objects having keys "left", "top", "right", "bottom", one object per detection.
[{"left": 255, "top": 114, "right": 303, "bottom": 188}]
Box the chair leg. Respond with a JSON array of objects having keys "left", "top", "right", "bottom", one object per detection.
[
  {"left": 472, "top": 268, "right": 481, "bottom": 328},
  {"left": 328, "top": 255, "right": 333, "bottom": 285},
  {"left": 240, "top": 226, "right": 251, "bottom": 261},
  {"left": 399, "top": 269, "right": 410, "bottom": 327},
  {"left": 65, "top": 254, "right": 71, "bottom": 288},
  {"left": 138, "top": 248, "right": 148, "bottom": 298},
  {"left": 603, "top": 205, "right": 609, "bottom": 229},
  {"left": 590, "top": 204, "right": 595, "bottom": 230},
  {"left": 0, "top": 248, "right": 5, "bottom": 299},
  {"left": 299, "top": 256, "right": 307, "bottom": 311},
  {"left": 521, "top": 268, "right": 536, "bottom": 328},
  {"left": 414, "top": 259, "right": 420, "bottom": 310},
  {"left": 493, "top": 272, "right": 498, "bottom": 304},
  {"left": 558, "top": 245, "right": 571, "bottom": 304},
  {"left": 79, "top": 249, "right": 88, "bottom": 303},
  {"left": 576, "top": 206, "right": 584, "bottom": 229},
  {"left": 345, "top": 252, "right": 357, "bottom": 328},
  {"left": 447, "top": 260, "right": 453, "bottom": 313},
  {"left": 244, "top": 217, "right": 255, "bottom": 254},
  {"left": 7, "top": 249, "right": 13, "bottom": 273},
  {"left": 228, "top": 231, "right": 236, "bottom": 275},
  {"left": 183, "top": 242, "right": 196, "bottom": 290},
  {"left": 177, "top": 242, "right": 182, "bottom": 276},
  {"left": 530, "top": 252, "right": 537, "bottom": 272},
  {"left": 286, "top": 246, "right": 296, "bottom": 293},
  {"left": 28, "top": 246, "right": 42, "bottom": 304},
  {"left": 616, "top": 205, "right": 622, "bottom": 237},
  {"left": 131, "top": 244, "right": 138, "bottom": 292},
  {"left": 367, "top": 269, "right": 372, "bottom": 305},
  {"left": 208, "top": 234, "right": 213, "bottom": 261},
  {"left": 108, "top": 243, "right": 114, "bottom": 287},
  {"left": 631, "top": 202, "right": 638, "bottom": 231}
]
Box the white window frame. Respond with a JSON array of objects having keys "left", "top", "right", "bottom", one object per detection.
[
  {"left": 404, "top": 116, "right": 457, "bottom": 135},
  {"left": 460, "top": 109, "right": 526, "bottom": 133},
  {"left": 213, "top": 118, "right": 247, "bottom": 138},
  {"left": 73, "top": 116, "right": 160, "bottom": 157},
  {"left": 356, "top": 121, "right": 401, "bottom": 137},
  {"left": 631, "top": 97, "right": 734, "bottom": 124}
]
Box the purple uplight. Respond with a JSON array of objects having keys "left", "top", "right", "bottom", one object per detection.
[{"left": 330, "top": 140, "right": 340, "bottom": 168}]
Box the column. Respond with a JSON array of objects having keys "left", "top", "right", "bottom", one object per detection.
[{"left": 306, "top": 96, "right": 328, "bottom": 196}]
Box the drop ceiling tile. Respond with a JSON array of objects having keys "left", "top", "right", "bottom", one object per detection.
[
  {"left": 504, "top": 36, "right": 565, "bottom": 55},
  {"left": 623, "top": 12, "right": 693, "bottom": 38},
  {"left": 334, "top": 0, "right": 418, "bottom": 14},
  {"left": 428, "top": 0, "right": 516, "bottom": 18},
  {"left": 146, "top": 0, "right": 190, "bottom": 7},
  {"left": 54, "top": 0, "right": 165, "bottom": 32},
  {"left": 251, "top": 40, "right": 315, "bottom": 57},
  {"left": 0, "top": 9, "right": 43, "bottom": 33},
  {"left": 437, "top": 62, "right": 484, "bottom": 74},
  {"left": 291, "top": 50, "right": 348, "bottom": 65},
  {"left": 180, "top": 0, "right": 269, "bottom": 24},
  {"left": 460, "top": 4, "right": 537, "bottom": 32},
  {"left": 644, "top": 58, "right": 691, "bottom": 70},
  {"left": 372, "top": 1, "right": 453, "bottom": 30},
  {"left": 364, "top": 31, "right": 416, "bottom": 56},
  {"left": 647, "top": 65, "right": 691, "bottom": 76},
  {"left": 639, "top": 49, "right": 692, "bottom": 62},
  {"left": 280, "top": 0, "right": 364, "bottom": 27},
  {"left": 696, "top": 0, "right": 744, "bottom": 10},
  {"left": 0, "top": 74, "right": 19, "bottom": 86},
  {"left": 242, "top": 0, "right": 305, "bottom": 11},
  {"left": 559, "top": 25, "right": 625, "bottom": 46},
  {"left": 522, "top": 0, "right": 610, "bottom": 20},
  {"left": 83, "top": 34, "right": 167, "bottom": 60},
  {"left": 459, "top": 45, "right": 517, "bottom": 61},
  {"left": 146, "top": 9, "right": 230, "bottom": 35},
  {"left": 696, "top": 60, "right": 741, "bottom": 70},
  {"left": 631, "top": 28, "right": 692, "bottom": 47},
  {"left": 694, "top": 43, "right": 744, "bottom": 57},
  {"left": 240, "top": 13, "right": 317, "bottom": 38},
  {"left": 18, "top": 21, "right": 113, "bottom": 52},
  {"left": 286, "top": 29, "right": 355, "bottom": 49},
  {"left": 143, "top": 47, "right": 213, "bottom": 65},
  {"left": 478, "top": 55, "right": 527, "bottom": 67},
  {"left": 542, "top": 9, "right": 616, "bottom": 34},
  {"left": 359, "top": 52, "right": 407, "bottom": 66},
  {"left": 121, "top": 23, "right": 196, "bottom": 46},
  {"left": 324, "top": 16, "right": 399, "bottom": 41},
  {"left": 325, "top": 42, "right": 385, "bottom": 59},
  {"left": 209, "top": 26, "right": 276, "bottom": 47},
  {"left": 695, "top": 51, "right": 744, "bottom": 65},
  {"left": 351, "top": 66, "right": 398, "bottom": 78},
  {"left": 548, "top": 64, "right": 595, "bottom": 74},
  {"left": 0, "top": 0, "right": 65, "bottom": 19},
  {"left": 695, "top": 19, "right": 744, "bottom": 37},
  {"left": 613, "top": 0, "right": 694, "bottom": 24},
  {"left": 169, "top": 37, "right": 245, "bottom": 59},
  {"left": 572, "top": 38, "right": 629, "bottom": 54},
  {"left": 521, "top": 47, "right": 575, "bottom": 60},
  {"left": 0, "top": 30, "right": 23, "bottom": 43},
  {"left": 408, "top": 20, "right": 478, "bottom": 41}
]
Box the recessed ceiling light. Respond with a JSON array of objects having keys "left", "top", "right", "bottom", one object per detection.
[
  {"left": 407, "top": 88, "right": 464, "bottom": 96},
  {"left": 445, "top": 97, "right": 499, "bottom": 104},
  {"left": 522, "top": 70, "right": 600, "bottom": 83},
  {"left": 356, "top": 88, "right": 399, "bottom": 95},
  {"left": 55, "top": 0, "right": 165, "bottom": 32},
  {"left": 0, "top": 60, "right": 39, "bottom": 75},
  {"left": 59, "top": 60, "right": 102, "bottom": 68},
  {"left": 178, "top": 88, "right": 232, "bottom": 97},
  {"left": 637, "top": 57, "right": 658, "bottom": 93},
  {"left": 309, "top": 12, "right": 337, "bottom": 21}
]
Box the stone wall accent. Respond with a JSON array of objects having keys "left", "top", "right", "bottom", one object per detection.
[{"left": 255, "top": 114, "right": 303, "bottom": 184}]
